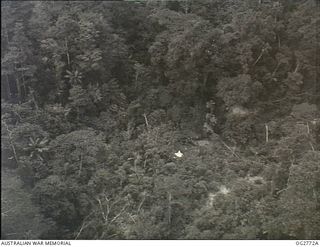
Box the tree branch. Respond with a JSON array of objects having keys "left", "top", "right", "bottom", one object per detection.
[
  {"left": 110, "top": 203, "right": 128, "bottom": 224},
  {"left": 75, "top": 212, "right": 93, "bottom": 240},
  {"left": 143, "top": 113, "right": 149, "bottom": 130},
  {"left": 253, "top": 48, "right": 265, "bottom": 66}
]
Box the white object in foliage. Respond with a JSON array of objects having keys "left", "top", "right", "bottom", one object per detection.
[
  {"left": 206, "top": 185, "right": 231, "bottom": 207},
  {"left": 219, "top": 185, "right": 230, "bottom": 195},
  {"left": 174, "top": 150, "right": 183, "bottom": 158}
]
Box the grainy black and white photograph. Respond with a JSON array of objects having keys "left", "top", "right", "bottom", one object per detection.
[{"left": 1, "top": 0, "right": 320, "bottom": 241}]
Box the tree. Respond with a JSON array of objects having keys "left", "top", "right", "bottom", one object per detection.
[
  {"left": 1, "top": 168, "right": 53, "bottom": 239},
  {"left": 1, "top": 1, "right": 36, "bottom": 102},
  {"left": 273, "top": 151, "right": 320, "bottom": 239},
  {"left": 1, "top": 0, "right": 319, "bottom": 240}
]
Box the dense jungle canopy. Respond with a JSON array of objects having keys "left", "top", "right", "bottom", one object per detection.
[{"left": 1, "top": 0, "right": 320, "bottom": 240}]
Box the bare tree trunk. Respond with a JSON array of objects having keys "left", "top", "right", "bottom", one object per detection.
[
  {"left": 143, "top": 113, "right": 149, "bottom": 130},
  {"left": 29, "top": 87, "right": 39, "bottom": 112},
  {"left": 13, "top": 63, "right": 22, "bottom": 103},
  {"left": 3, "top": 20, "right": 10, "bottom": 45},
  {"left": 167, "top": 192, "right": 172, "bottom": 224},
  {"left": 265, "top": 124, "right": 269, "bottom": 143},
  {"left": 294, "top": 60, "right": 300, "bottom": 73},
  {"left": 78, "top": 153, "right": 83, "bottom": 177},
  {"left": 65, "top": 38, "right": 71, "bottom": 67},
  {"left": 21, "top": 69, "right": 27, "bottom": 100},
  {"left": 137, "top": 192, "right": 146, "bottom": 213},
  {"left": 4, "top": 74, "right": 12, "bottom": 100},
  {"left": 15, "top": 77, "right": 22, "bottom": 104}
]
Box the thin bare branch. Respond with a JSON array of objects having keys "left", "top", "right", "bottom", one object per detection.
[
  {"left": 220, "top": 139, "right": 240, "bottom": 159},
  {"left": 110, "top": 203, "right": 129, "bottom": 224},
  {"left": 137, "top": 193, "right": 146, "bottom": 213},
  {"left": 253, "top": 48, "right": 265, "bottom": 66},
  {"left": 143, "top": 113, "right": 149, "bottom": 129}
]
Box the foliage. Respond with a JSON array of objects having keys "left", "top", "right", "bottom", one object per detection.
[
  {"left": 1, "top": 0, "right": 319, "bottom": 240},
  {"left": 1, "top": 168, "right": 53, "bottom": 239}
]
